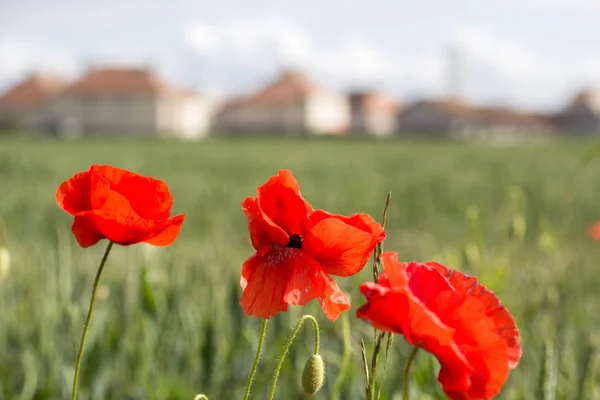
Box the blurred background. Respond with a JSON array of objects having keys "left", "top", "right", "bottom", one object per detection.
[{"left": 1, "top": 1, "right": 600, "bottom": 399}]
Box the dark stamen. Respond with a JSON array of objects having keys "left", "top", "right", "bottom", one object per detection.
[{"left": 286, "top": 233, "right": 303, "bottom": 249}]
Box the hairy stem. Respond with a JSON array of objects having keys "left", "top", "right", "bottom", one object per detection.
[
  {"left": 267, "top": 315, "right": 320, "bottom": 400},
  {"left": 243, "top": 318, "right": 268, "bottom": 400}
]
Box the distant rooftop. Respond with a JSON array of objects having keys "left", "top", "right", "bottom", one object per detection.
[
  {"left": 61, "top": 66, "right": 194, "bottom": 98},
  {"left": 0, "top": 74, "right": 66, "bottom": 110},
  {"left": 348, "top": 90, "right": 401, "bottom": 113}
]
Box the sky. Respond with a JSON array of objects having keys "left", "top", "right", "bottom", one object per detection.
[{"left": 1, "top": 0, "right": 600, "bottom": 112}]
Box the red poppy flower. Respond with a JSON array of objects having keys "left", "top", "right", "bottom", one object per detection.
[
  {"left": 357, "top": 252, "right": 521, "bottom": 400},
  {"left": 240, "top": 169, "right": 386, "bottom": 321},
  {"left": 56, "top": 164, "right": 185, "bottom": 248}
]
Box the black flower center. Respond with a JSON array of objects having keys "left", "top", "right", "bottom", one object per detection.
[{"left": 286, "top": 233, "right": 303, "bottom": 249}]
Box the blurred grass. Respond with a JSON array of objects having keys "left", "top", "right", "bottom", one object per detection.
[{"left": 1, "top": 136, "right": 600, "bottom": 399}]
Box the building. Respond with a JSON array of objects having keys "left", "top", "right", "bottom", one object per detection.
[
  {"left": 49, "top": 67, "right": 215, "bottom": 139},
  {"left": 212, "top": 69, "right": 350, "bottom": 136},
  {"left": 555, "top": 89, "right": 600, "bottom": 135},
  {"left": 397, "top": 99, "right": 554, "bottom": 138},
  {"left": 348, "top": 90, "right": 401, "bottom": 137},
  {"left": 0, "top": 74, "right": 66, "bottom": 134}
]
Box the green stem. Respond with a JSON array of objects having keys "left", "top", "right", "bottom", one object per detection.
[
  {"left": 243, "top": 318, "right": 268, "bottom": 400},
  {"left": 267, "top": 315, "right": 320, "bottom": 400},
  {"left": 376, "top": 332, "right": 394, "bottom": 400},
  {"left": 403, "top": 347, "right": 419, "bottom": 400},
  {"left": 367, "top": 331, "right": 385, "bottom": 399},
  {"left": 331, "top": 312, "right": 351, "bottom": 400},
  {"left": 71, "top": 240, "right": 114, "bottom": 400}
]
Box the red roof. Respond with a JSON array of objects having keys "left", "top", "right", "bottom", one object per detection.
[
  {"left": 62, "top": 67, "right": 192, "bottom": 98},
  {"left": 245, "top": 69, "right": 320, "bottom": 106},
  {"left": 0, "top": 74, "right": 65, "bottom": 110}
]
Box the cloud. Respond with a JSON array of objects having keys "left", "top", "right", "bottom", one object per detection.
[
  {"left": 315, "top": 38, "right": 400, "bottom": 84},
  {"left": 451, "top": 28, "right": 540, "bottom": 78},
  {"left": 184, "top": 15, "right": 434, "bottom": 96},
  {"left": 185, "top": 14, "right": 312, "bottom": 70},
  {"left": 0, "top": 39, "right": 78, "bottom": 89}
]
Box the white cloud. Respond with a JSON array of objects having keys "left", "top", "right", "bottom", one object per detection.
[
  {"left": 186, "top": 23, "right": 220, "bottom": 54},
  {"left": 185, "top": 14, "right": 313, "bottom": 69},
  {"left": 0, "top": 40, "right": 78, "bottom": 89},
  {"left": 451, "top": 28, "right": 540, "bottom": 78},
  {"left": 185, "top": 15, "right": 427, "bottom": 95},
  {"left": 315, "top": 38, "right": 399, "bottom": 84}
]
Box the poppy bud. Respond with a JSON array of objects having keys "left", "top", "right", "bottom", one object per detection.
[
  {"left": 301, "top": 354, "right": 325, "bottom": 396},
  {"left": 0, "top": 247, "right": 10, "bottom": 284}
]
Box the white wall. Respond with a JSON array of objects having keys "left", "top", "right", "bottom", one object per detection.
[
  {"left": 353, "top": 110, "right": 397, "bottom": 137},
  {"left": 213, "top": 102, "right": 305, "bottom": 134},
  {"left": 305, "top": 91, "right": 350, "bottom": 135},
  {"left": 52, "top": 94, "right": 157, "bottom": 135},
  {"left": 156, "top": 94, "right": 217, "bottom": 139}
]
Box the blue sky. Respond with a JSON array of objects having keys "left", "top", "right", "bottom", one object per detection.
[{"left": 1, "top": 0, "right": 600, "bottom": 111}]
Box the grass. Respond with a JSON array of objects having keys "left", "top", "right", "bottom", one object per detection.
[{"left": 1, "top": 136, "right": 600, "bottom": 399}]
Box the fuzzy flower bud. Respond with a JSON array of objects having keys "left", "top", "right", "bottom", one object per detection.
[{"left": 302, "top": 354, "right": 325, "bottom": 396}]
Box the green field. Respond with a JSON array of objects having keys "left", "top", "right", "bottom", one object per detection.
[{"left": 1, "top": 137, "right": 600, "bottom": 400}]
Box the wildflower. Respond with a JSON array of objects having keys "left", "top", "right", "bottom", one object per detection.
[
  {"left": 241, "top": 169, "right": 386, "bottom": 321},
  {"left": 357, "top": 252, "right": 521, "bottom": 400},
  {"left": 56, "top": 164, "right": 185, "bottom": 248},
  {"left": 588, "top": 221, "right": 600, "bottom": 241},
  {"left": 56, "top": 164, "right": 185, "bottom": 400}
]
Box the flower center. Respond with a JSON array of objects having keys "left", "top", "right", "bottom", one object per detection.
[{"left": 286, "top": 233, "right": 303, "bottom": 249}]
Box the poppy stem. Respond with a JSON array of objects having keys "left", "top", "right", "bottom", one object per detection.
[
  {"left": 403, "top": 346, "right": 419, "bottom": 400},
  {"left": 243, "top": 318, "right": 268, "bottom": 400},
  {"left": 71, "top": 240, "right": 114, "bottom": 400},
  {"left": 367, "top": 330, "right": 385, "bottom": 400},
  {"left": 331, "top": 312, "right": 352, "bottom": 400},
  {"left": 267, "top": 315, "right": 320, "bottom": 400},
  {"left": 372, "top": 191, "right": 391, "bottom": 280}
]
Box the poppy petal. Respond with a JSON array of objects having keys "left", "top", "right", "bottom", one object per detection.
[
  {"left": 242, "top": 197, "right": 289, "bottom": 249},
  {"left": 90, "top": 165, "right": 173, "bottom": 219},
  {"left": 71, "top": 213, "right": 104, "bottom": 248},
  {"left": 426, "top": 261, "right": 522, "bottom": 369},
  {"left": 403, "top": 262, "right": 454, "bottom": 309},
  {"left": 309, "top": 209, "right": 386, "bottom": 238},
  {"left": 143, "top": 214, "right": 186, "bottom": 246},
  {"left": 357, "top": 279, "right": 470, "bottom": 373},
  {"left": 88, "top": 173, "right": 137, "bottom": 214},
  {"left": 256, "top": 170, "right": 313, "bottom": 236},
  {"left": 379, "top": 252, "right": 407, "bottom": 288},
  {"left": 304, "top": 213, "right": 385, "bottom": 277},
  {"left": 317, "top": 275, "right": 351, "bottom": 322},
  {"left": 357, "top": 282, "right": 408, "bottom": 333},
  {"left": 433, "top": 291, "right": 510, "bottom": 399},
  {"left": 56, "top": 170, "right": 91, "bottom": 215},
  {"left": 240, "top": 246, "right": 343, "bottom": 320},
  {"left": 80, "top": 210, "right": 172, "bottom": 246},
  {"left": 240, "top": 249, "right": 294, "bottom": 319}
]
